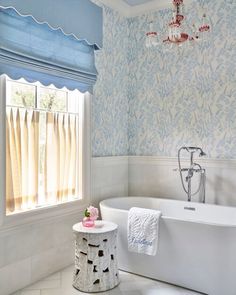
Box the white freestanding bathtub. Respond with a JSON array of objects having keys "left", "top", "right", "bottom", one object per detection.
[{"left": 100, "top": 197, "right": 236, "bottom": 295}]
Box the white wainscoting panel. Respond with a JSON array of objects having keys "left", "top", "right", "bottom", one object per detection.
[
  {"left": 92, "top": 156, "right": 129, "bottom": 207},
  {"left": 0, "top": 212, "right": 83, "bottom": 295},
  {"left": 2, "top": 155, "right": 236, "bottom": 294},
  {"left": 129, "top": 156, "right": 236, "bottom": 207}
]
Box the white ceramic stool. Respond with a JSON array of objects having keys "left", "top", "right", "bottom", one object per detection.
[{"left": 72, "top": 220, "right": 119, "bottom": 293}]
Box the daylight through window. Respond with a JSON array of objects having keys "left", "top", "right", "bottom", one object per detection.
[{"left": 5, "top": 78, "right": 81, "bottom": 215}]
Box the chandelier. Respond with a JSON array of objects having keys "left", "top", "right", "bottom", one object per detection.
[{"left": 145, "top": 0, "right": 211, "bottom": 48}]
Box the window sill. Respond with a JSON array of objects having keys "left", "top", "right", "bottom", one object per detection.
[{"left": 0, "top": 198, "right": 89, "bottom": 233}]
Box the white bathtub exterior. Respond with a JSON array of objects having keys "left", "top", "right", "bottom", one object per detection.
[{"left": 100, "top": 197, "right": 236, "bottom": 295}]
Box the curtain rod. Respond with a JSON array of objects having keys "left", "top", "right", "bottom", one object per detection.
[{"left": 6, "top": 105, "right": 78, "bottom": 116}]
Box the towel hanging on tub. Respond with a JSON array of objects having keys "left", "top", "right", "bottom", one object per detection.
[{"left": 127, "top": 207, "right": 161, "bottom": 256}]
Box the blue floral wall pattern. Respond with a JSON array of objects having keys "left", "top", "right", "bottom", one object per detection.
[
  {"left": 92, "top": 3, "right": 129, "bottom": 156},
  {"left": 93, "top": 0, "right": 236, "bottom": 158},
  {"left": 128, "top": 0, "right": 236, "bottom": 158}
]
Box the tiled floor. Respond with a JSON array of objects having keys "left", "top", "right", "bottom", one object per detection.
[{"left": 12, "top": 265, "right": 202, "bottom": 295}]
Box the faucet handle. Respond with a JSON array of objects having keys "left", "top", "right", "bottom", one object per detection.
[{"left": 173, "top": 168, "right": 189, "bottom": 172}]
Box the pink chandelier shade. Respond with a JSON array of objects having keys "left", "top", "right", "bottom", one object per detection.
[{"left": 145, "top": 0, "right": 211, "bottom": 48}]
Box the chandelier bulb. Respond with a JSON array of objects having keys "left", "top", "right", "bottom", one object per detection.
[{"left": 145, "top": 21, "right": 159, "bottom": 48}]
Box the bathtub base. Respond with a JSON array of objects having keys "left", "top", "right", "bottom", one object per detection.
[{"left": 100, "top": 197, "right": 236, "bottom": 295}]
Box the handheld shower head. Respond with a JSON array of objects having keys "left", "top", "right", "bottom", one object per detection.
[
  {"left": 199, "top": 149, "right": 206, "bottom": 157},
  {"left": 181, "top": 146, "right": 206, "bottom": 157},
  {"left": 185, "top": 147, "right": 199, "bottom": 153}
]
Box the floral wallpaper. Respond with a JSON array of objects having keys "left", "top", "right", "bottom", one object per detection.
[
  {"left": 92, "top": 2, "right": 129, "bottom": 156},
  {"left": 92, "top": 0, "right": 236, "bottom": 159},
  {"left": 128, "top": 0, "right": 236, "bottom": 158}
]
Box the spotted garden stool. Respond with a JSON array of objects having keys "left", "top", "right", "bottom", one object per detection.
[{"left": 72, "top": 220, "right": 119, "bottom": 293}]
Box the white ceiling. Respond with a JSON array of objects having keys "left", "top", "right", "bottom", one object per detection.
[
  {"left": 99, "top": 0, "right": 192, "bottom": 17},
  {"left": 122, "top": 0, "right": 154, "bottom": 6}
]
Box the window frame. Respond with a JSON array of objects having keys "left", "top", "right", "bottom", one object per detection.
[{"left": 0, "top": 75, "right": 91, "bottom": 229}]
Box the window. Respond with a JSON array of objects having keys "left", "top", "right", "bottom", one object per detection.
[{"left": 4, "top": 77, "right": 86, "bottom": 215}]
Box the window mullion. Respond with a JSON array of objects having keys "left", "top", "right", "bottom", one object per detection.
[
  {"left": 35, "top": 84, "right": 39, "bottom": 108},
  {"left": 66, "top": 91, "right": 68, "bottom": 112}
]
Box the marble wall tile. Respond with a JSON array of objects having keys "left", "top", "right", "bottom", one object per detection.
[
  {"left": 128, "top": 156, "right": 236, "bottom": 206},
  {"left": 0, "top": 236, "right": 5, "bottom": 268},
  {"left": 0, "top": 213, "right": 82, "bottom": 294},
  {"left": 31, "top": 223, "right": 55, "bottom": 256},
  {"left": 0, "top": 258, "right": 31, "bottom": 295},
  {"left": 92, "top": 157, "right": 129, "bottom": 207},
  {"left": 52, "top": 215, "right": 80, "bottom": 246},
  {"left": 4, "top": 225, "right": 32, "bottom": 266},
  {"left": 31, "top": 241, "right": 74, "bottom": 283}
]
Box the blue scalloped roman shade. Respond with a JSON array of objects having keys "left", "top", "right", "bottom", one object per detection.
[{"left": 0, "top": 0, "right": 103, "bottom": 92}]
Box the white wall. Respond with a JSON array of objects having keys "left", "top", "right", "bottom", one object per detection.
[
  {"left": 2, "top": 154, "right": 236, "bottom": 294},
  {"left": 0, "top": 156, "right": 128, "bottom": 295},
  {"left": 129, "top": 156, "right": 236, "bottom": 207},
  {"left": 91, "top": 156, "right": 236, "bottom": 208},
  {"left": 0, "top": 212, "right": 84, "bottom": 295},
  {"left": 92, "top": 156, "right": 129, "bottom": 207}
]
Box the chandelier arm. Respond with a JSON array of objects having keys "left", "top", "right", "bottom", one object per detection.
[{"left": 145, "top": 0, "right": 211, "bottom": 48}]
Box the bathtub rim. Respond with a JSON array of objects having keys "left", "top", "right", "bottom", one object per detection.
[{"left": 100, "top": 196, "right": 236, "bottom": 228}]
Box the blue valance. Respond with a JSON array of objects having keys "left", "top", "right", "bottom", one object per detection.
[
  {"left": 0, "top": 0, "right": 103, "bottom": 49},
  {"left": 0, "top": 7, "right": 100, "bottom": 92}
]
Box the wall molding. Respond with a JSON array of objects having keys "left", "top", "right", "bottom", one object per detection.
[
  {"left": 92, "top": 155, "right": 236, "bottom": 207},
  {"left": 0, "top": 203, "right": 86, "bottom": 236},
  {"left": 92, "top": 155, "right": 236, "bottom": 170},
  {"left": 127, "top": 155, "right": 236, "bottom": 206},
  {"left": 128, "top": 156, "right": 236, "bottom": 169},
  {"left": 92, "top": 156, "right": 129, "bottom": 166}
]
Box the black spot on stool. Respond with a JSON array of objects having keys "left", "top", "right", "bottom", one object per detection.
[
  {"left": 88, "top": 243, "right": 100, "bottom": 248},
  {"left": 87, "top": 259, "right": 93, "bottom": 264},
  {"left": 103, "top": 267, "right": 109, "bottom": 273},
  {"left": 93, "top": 279, "right": 100, "bottom": 285},
  {"left": 75, "top": 269, "right": 80, "bottom": 276},
  {"left": 80, "top": 251, "right": 87, "bottom": 256},
  {"left": 93, "top": 265, "right": 98, "bottom": 272},
  {"left": 83, "top": 238, "right": 87, "bottom": 242},
  {"left": 111, "top": 254, "right": 114, "bottom": 260},
  {"left": 103, "top": 239, "right": 108, "bottom": 242},
  {"left": 98, "top": 250, "right": 104, "bottom": 257}
]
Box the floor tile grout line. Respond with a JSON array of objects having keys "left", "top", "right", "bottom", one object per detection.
[{"left": 17, "top": 266, "right": 202, "bottom": 295}]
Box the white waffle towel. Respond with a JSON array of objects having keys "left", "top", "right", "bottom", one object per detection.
[{"left": 128, "top": 207, "right": 161, "bottom": 256}]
